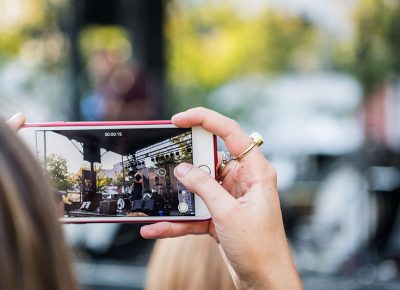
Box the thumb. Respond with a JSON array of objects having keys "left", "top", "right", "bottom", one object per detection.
[{"left": 174, "top": 163, "right": 238, "bottom": 222}]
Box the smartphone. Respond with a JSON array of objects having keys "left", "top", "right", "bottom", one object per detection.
[{"left": 19, "top": 121, "right": 216, "bottom": 223}]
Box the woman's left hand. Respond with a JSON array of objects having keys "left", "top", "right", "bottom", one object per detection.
[{"left": 6, "top": 112, "right": 25, "bottom": 130}]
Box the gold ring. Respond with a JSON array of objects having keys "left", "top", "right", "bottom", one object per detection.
[{"left": 233, "top": 132, "right": 263, "bottom": 161}]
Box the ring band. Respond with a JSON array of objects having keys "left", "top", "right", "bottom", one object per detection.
[
  {"left": 218, "top": 132, "right": 264, "bottom": 181},
  {"left": 218, "top": 151, "right": 233, "bottom": 176},
  {"left": 233, "top": 132, "right": 263, "bottom": 161}
]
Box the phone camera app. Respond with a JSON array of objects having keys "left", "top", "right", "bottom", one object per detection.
[{"left": 33, "top": 127, "right": 196, "bottom": 218}]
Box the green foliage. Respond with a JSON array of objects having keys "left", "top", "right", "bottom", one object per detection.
[
  {"left": 46, "top": 153, "right": 74, "bottom": 192},
  {"left": 0, "top": 0, "right": 43, "bottom": 58},
  {"left": 96, "top": 169, "right": 112, "bottom": 193},
  {"left": 72, "top": 165, "right": 112, "bottom": 193},
  {"left": 166, "top": 4, "right": 316, "bottom": 113},
  {"left": 170, "top": 132, "right": 192, "bottom": 163},
  {"left": 0, "top": 0, "right": 67, "bottom": 64},
  {"left": 258, "top": 11, "right": 315, "bottom": 72},
  {"left": 79, "top": 25, "right": 132, "bottom": 62},
  {"left": 336, "top": 0, "right": 400, "bottom": 94},
  {"left": 113, "top": 170, "right": 126, "bottom": 188}
]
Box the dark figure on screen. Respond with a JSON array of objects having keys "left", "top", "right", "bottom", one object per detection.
[{"left": 131, "top": 173, "right": 143, "bottom": 200}]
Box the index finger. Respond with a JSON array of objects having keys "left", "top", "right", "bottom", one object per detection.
[{"left": 172, "top": 107, "right": 252, "bottom": 157}]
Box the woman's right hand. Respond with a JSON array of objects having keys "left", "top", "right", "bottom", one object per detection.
[{"left": 141, "top": 108, "right": 303, "bottom": 290}]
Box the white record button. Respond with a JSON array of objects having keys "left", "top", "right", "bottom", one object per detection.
[
  {"left": 198, "top": 165, "right": 211, "bottom": 174},
  {"left": 178, "top": 202, "right": 189, "bottom": 213}
]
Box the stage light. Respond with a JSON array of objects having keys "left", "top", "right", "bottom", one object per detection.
[{"left": 175, "top": 152, "right": 180, "bottom": 156}]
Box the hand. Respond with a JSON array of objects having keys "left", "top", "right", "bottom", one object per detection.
[
  {"left": 6, "top": 112, "right": 25, "bottom": 131},
  {"left": 140, "top": 107, "right": 303, "bottom": 290}
]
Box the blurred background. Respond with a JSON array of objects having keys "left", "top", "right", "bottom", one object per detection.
[{"left": 1, "top": 0, "right": 400, "bottom": 289}]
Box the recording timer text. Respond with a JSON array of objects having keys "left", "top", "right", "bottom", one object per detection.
[{"left": 104, "top": 132, "right": 123, "bottom": 137}]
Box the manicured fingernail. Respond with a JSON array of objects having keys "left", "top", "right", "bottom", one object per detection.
[
  {"left": 171, "top": 111, "right": 186, "bottom": 122},
  {"left": 174, "top": 163, "right": 192, "bottom": 178}
]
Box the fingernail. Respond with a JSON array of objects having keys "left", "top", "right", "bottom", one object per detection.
[
  {"left": 141, "top": 225, "right": 153, "bottom": 234},
  {"left": 174, "top": 163, "right": 192, "bottom": 178},
  {"left": 171, "top": 111, "right": 186, "bottom": 122},
  {"left": 10, "top": 112, "right": 22, "bottom": 120}
]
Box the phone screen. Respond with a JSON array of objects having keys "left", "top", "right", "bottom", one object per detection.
[{"left": 31, "top": 126, "right": 196, "bottom": 218}]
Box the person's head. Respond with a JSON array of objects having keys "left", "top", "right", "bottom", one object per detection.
[
  {"left": 135, "top": 173, "right": 142, "bottom": 181},
  {"left": 0, "top": 120, "right": 78, "bottom": 290},
  {"left": 146, "top": 235, "right": 235, "bottom": 290}
]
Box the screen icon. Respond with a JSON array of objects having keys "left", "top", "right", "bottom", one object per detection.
[{"left": 178, "top": 202, "right": 189, "bottom": 213}]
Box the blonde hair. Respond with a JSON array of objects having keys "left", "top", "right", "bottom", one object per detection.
[
  {"left": 0, "top": 120, "right": 79, "bottom": 290},
  {"left": 146, "top": 235, "right": 235, "bottom": 290}
]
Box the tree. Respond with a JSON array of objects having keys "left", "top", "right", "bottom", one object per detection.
[
  {"left": 335, "top": 0, "right": 400, "bottom": 95},
  {"left": 170, "top": 131, "right": 192, "bottom": 163},
  {"left": 71, "top": 165, "right": 112, "bottom": 194},
  {"left": 166, "top": 3, "right": 316, "bottom": 112},
  {"left": 353, "top": 0, "right": 400, "bottom": 94},
  {"left": 96, "top": 168, "right": 112, "bottom": 193},
  {"left": 46, "top": 153, "right": 74, "bottom": 193},
  {"left": 113, "top": 170, "right": 126, "bottom": 188}
]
